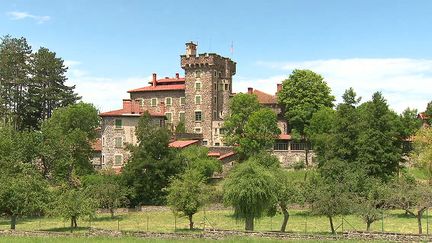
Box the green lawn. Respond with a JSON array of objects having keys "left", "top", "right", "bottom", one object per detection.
[{"left": 1, "top": 209, "right": 431, "bottom": 235}]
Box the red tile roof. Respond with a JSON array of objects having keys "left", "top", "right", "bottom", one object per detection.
[
  {"left": 100, "top": 99, "right": 165, "bottom": 117},
  {"left": 218, "top": 151, "right": 236, "bottom": 160},
  {"left": 253, "top": 89, "right": 277, "bottom": 104},
  {"left": 128, "top": 84, "right": 185, "bottom": 93},
  {"left": 151, "top": 77, "right": 185, "bottom": 84},
  {"left": 169, "top": 140, "right": 199, "bottom": 148},
  {"left": 278, "top": 134, "right": 292, "bottom": 140},
  {"left": 208, "top": 152, "right": 221, "bottom": 157}
]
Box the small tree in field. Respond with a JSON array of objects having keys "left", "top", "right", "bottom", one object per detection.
[
  {"left": 166, "top": 169, "right": 209, "bottom": 230},
  {"left": 390, "top": 175, "right": 432, "bottom": 234},
  {"left": 53, "top": 188, "right": 96, "bottom": 231},
  {"left": 223, "top": 161, "right": 277, "bottom": 231}
]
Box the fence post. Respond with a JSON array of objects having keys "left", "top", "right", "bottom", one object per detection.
[
  {"left": 174, "top": 214, "right": 177, "bottom": 231},
  {"left": 146, "top": 215, "right": 149, "bottom": 232},
  {"left": 381, "top": 211, "right": 384, "bottom": 233},
  {"left": 304, "top": 215, "right": 308, "bottom": 233},
  {"left": 341, "top": 215, "right": 344, "bottom": 233},
  {"left": 117, "top": 218, "right": 120, "bottom": 231},
  {"left": 427, "top": 208, "right": 429, "bottom": 236},
  {"left": 270, "top": 216, "right": 273, "bottom": 231}
]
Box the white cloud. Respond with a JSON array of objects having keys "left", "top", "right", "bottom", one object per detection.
[
  {"left": 7, "top": 11, "right": 50, "bottom": 24},
  {"left": 64, "top": 61, "right": 151, "bottom": 112},
  {"left": 246, "top": 58, "right": 432, "bottom": 113}
]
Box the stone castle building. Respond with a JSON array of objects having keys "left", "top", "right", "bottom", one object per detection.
[{"left": 96, "top": 42, "right": 311, "bottom": 170}]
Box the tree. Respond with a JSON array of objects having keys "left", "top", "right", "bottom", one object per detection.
[
  {"left": 354, "top": 179, "right": 389, "bottom": 231},
  {"left": 223, "top": 161, "right": 277, "bottom": 231},
  {"left": 425, "top": 101, "right": 432, "bottom": 126},
  {"left": 0, "top": 168, "right": 49, "bottom": 230},
  {"left": 178, "top": 146, "right": 221, "bottom": 178},
  {"left": 412, "top": 127, "right": 432, "bottom": 184},
  {"left": 307, "top": 160, "right": 356, "bottom": 234},
  {"left": 0, "top": 35, "right": 32, "bottom": 130},
  {"left": 26, "top": 47, "right": 79, "bottom": 129},
  {"left": 223, "top": 93, "right": 261, "bottom": 146},
  {"left": 83, "top": 171, "right": 130, "bottom": 218},
  {"left": 390, "top": 175, "right": 432, "bottom": 234},
  {"left": 278, "top": 69, "right": 335, "bottom": 166},
  {"left": 39, "top": 102, "right": 99, "bottom": 184},
  {"left": 356, "top": 92, "right": 402, "bottom": 180},
  {"left": 52, "top": 187, "right": 96, "bottom": 231},
  {"left": 122, "top": 112, "right": 185, "bottom": 205},
  {"left": 399, "top": 108, "right": 422, "bottom": 140},
  {"left": 166, "top": 169, "right": 209, "bottom": 230},
  {"left": 0, "top": 125, "right": 49, "bottom": 230},
  {"left": 237, "top": 108, "right": 280, "bottom": 159},
  {"left": 273, "top": 170, "right": 304, "bottom": 232}
]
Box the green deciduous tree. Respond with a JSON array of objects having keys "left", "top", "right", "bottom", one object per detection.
[
  {"left": 39, "top": 102, "right": 99, "bottom": 184},
  {"left": 178, "top": 145, "right": 221, "bottom": 178},
  {"left": 389, "top": 175, "right": 432, "bottom": 234},
  {"left": 83, "top": 171, "right": 130, "bottom": 218},
  {"left": 123, "top": 112, "right": 185, "bottom": 205},
  {"left": 412, "top": 127, "right": 432, "bottom": 184},
  {"left": 223, "top": 160, "right": 277, "bottom": 231},
  {"left": 52, "top": 187, "right": 96, "bottom": 231},
  {"left": 278, "top": 69, "right": 335, "bottom": 166},
  {"left": 166, "top": 169, "right": 209, "bottom": 230}
]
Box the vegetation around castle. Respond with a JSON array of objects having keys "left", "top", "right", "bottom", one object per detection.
[{"left": 1, "top": 35, "right": 432, "bottom": 242}]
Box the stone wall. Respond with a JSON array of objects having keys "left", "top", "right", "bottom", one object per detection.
[{"left": 272, "top": 150, "right": 315, "bottom": 168}]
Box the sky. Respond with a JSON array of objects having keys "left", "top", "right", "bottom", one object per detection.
[{"left": 1, "top": 0, "right": 431, "bottom": 113}]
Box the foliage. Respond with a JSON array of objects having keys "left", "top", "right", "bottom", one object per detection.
[
  {"left": 166, "top": 169, "right": 209, "bottom": 229},
  {"left": 178, "top": 146, "right": 221, "bottom": 178},
  {"left": 356, "top": 92, "right": 402, "bottom": 180},
  {"left": 277, "top": 69, "right": 335, "bottom": 165},
  {"left": 39, "top": 102, "right": 99, "bottom": 185},
  {"left": 399, "top": 108, "right": 422, "bottom": 140},
  {"left": 389, "top": 175, "right": 432, "bottom": 234},
  {"left": 0, "top": 35, "right": 78, "bottom": 130},
  {"left": 412, "top": 127, "right": 432, "bottom": 183},
  {"left": 174, "top": 121, "right": 186, "bottom": 133},
  {"left": 123, "top": 112, "right": 185, "bottom": 205},
  {"left": 51, "top": 187, "right": 96, "bottom": 230},
  {"left": 83, "top": 171, "right": 130, "bottom": 218},
  {"left": 223, "top": 161, "right": 277, "bottom": 231},
  {"left": 223, "top": 93, "right": 261, "bottom": 146},
  {"left": 425, "top": 101, "right": 432, "bottom": 126},
  {"left": 236, "top": 108, "right": 280, "bottom": 159}
]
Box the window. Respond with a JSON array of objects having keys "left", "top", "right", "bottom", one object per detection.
[
  {"left": 115, "top": 119, "right": 122, "bottom": 128},
  {"left": 102, "top": 154, "right": 105, "bottom": 165},
  {"left": 219, "top": 128, "right": 226, "bottom": 135},
  {"left": 139, "top": 98, "right": 145, "bottom": 107},
  {"left": 114, "top": 154, "right": 123, "bottom": 166},
  {"left": 214, "top": 96, "right": 217, "bottom": 104},
  {"left": 151, "top": 98, "right": 158, "bottom": 107},
  {"left": 290, "top": 142, "right": 306, "bottom": 151},
  {"left": 213, "top": 111, "right": 217, "bottom": 119},
  {"left": 194, "top": 127, "right": 202, "bottom": 133},
  {"left": 179, "top": 111, "right": 185, "bottom": 122},
  {"left": 165, "top": 97, "right": 172, "bottom": 106},
  {"left": 195, "top": 81, "right": 201, "bottom": 91},
  {"left": 214, "top": 128, "right": 218, "bottom": 134},
  {"left": 214, "top": 142, "right": 220, "bottom": 146},
  {"left": 195, "top": 95, "right": 201, "bottom": 105},
  {"left": 165, "top": 112, "right": 172, "bottom": 123},
  {"left": 180, "top": 97, "right": 186, "bottom": 106},
  {"left": 195, "top": 111, "right": 202, "bottom": 121},
  {"left": 115, "top": 137, "right": 123, "bottom": 148},
  {"left": 195, "top": 70, "right": 201, "bottom": 78},
  {"left": 225, "top": 84, "right": 229, "bottom": 91},
  {"left": 102, "top": 136, "right": 105, "bottom": 146},
  {"left": 202, "top": 140, "right": 208, "bottom": 146},
  {"left": 214, "top": 83, "right": 217, "bottom": 91}
]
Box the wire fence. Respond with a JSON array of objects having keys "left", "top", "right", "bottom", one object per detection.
[{"left": 0, "top": 208, "right": 431, "bottom": 235}]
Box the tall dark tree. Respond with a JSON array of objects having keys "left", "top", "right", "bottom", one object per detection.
[
  {"left": 278, "top": 69, "right": 335, "bottom": 166},
  {"left": 122, "top": 112, "right": 185, "bottom": 205},
  {"left": 356, "top": 92, "right": 402, "bottom": 180},
  {"left": 0, "top": 35, "right": 32, "bottom": 130},
  {"left": 27, "top": 47, "right": 79, "bottom": 129}
]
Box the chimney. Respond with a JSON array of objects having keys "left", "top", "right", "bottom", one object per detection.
[
  {"left": 175, "top": 73, "right": 179, "bottom": 79},
  {"left": 122, "top": 99, "right": 132, "bottom": 111},
  {"left": 247, "top": 87, "right": 253, "bottom": 94},
  {"left": 185, "top": 42, "right": 197, "bottom": 57},
  {"left": 152, "top": 73, "right": 157, "bottom": 86},
  {"left": 277, "top": 83, "right": 282, "bottom": 93}
]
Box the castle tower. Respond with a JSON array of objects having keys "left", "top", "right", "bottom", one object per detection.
[{"left": 181, "top": 42, "right": 236, "bottom": 146}]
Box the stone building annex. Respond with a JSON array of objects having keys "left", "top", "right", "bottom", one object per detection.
[{"left": 95, "top": 42, "right": 312, "bottom": 171}]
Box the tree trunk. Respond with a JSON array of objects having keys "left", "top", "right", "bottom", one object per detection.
[
  {"left": 188, "top": 214, "right": 194, "bottom": 230},
  {"left": 10, "top": 215, "right": 17, "bottom": 230},
  {"left": 417, "top": 214, "right": 423, "bottom": 234},
  {"left": 73, "top": 217, "right": 77, "bottom": 228},
  {"left": 245, "top": 216, "right": 254, "bottom": 231},
  {"left": 110, "top": 208, "right": 115, "bottom": 218},
  {"left": 280, "top": 205, "right": 290, "bottom": 232},
  {"left": 366, "top": 221, "right": 371, "bottom": 231},
  {"left": 305, "top": 146, "right": 309, "bottom": 167},
  {"left": 329, "top": 216, "right": 335, "bottom": 234},
  {"left": 70, "top": 217, "right": 74, "bottom": 232}
]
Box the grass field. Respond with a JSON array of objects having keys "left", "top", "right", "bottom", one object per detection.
[{"left": 0, "top": 208, "right": 431, "bottom": 235}]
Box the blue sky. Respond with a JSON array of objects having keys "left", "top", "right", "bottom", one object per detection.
[{"left": 1, "top": 0, "right": 431, "bottom": 113}]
